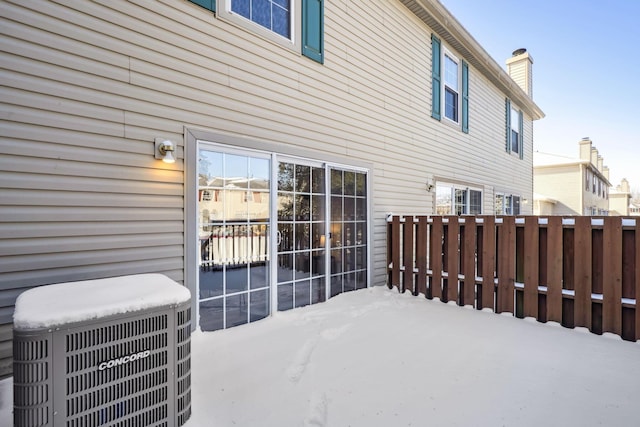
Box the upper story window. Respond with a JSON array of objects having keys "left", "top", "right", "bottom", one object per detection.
[
  {"left": 505, "top": 99, "right": 523, "bottom": 159},
  {"left": 431, "top": 35, "right": 469, "bottom": 133},
  {"left": 443, "top": 51, "right": 459, "bottom": 122},
  {"left": 436, "top": 183, "right": 482, "bottom": 215},
  {"left": 188, "top": 0, "right": 324, "bottom": 63},
  {"left": 510, "top": 108, "right": 521, "bottom": 154},
  {"left": 229, "top": 0, "right": 291, "bottom": 39}
]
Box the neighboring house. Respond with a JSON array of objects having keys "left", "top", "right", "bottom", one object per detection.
[
  {"left": 0, "top": 0, "right": 543, "bottom": 376},
  {"left": 608, "top": 178, "right": 632, "bottom": 216},
  {"left": 630, "top": 202, "right": 640, "bottom": 216},
  {"left": 533, "top": 138, "right": 611, "bottom": 216}
]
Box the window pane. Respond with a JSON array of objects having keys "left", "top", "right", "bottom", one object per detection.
[
  {"left": 495, "top": 195, "right": 504, "bottom": 215},
  {"left": 225, "top": 294, "right": 248, "bottom": 327},
  {"left": 199, "top": 299, "right": 224, "bottom": 332},
  {"left": 249, "top": 289, "right": 269, "bottom": 322},
  {"left": 511, "top": 130, "right": 519, "bottom": 153},
  {"left": 444, "top": 55, "right": 458, "bottom": 90},
  {"left": 469, "top": 190, "right": 482, "bottom": 214},
  {"left": 232, "top": 0, "right": 291, "bottom": 39},
  {"left": 454, "top": 189, "right": 467, "bottom": 215},
  {"left": 513, "top": 196, "right": 521, "bottom": 215},
  {"left": 436, "top": 185, "right": 452, "bottom": 215},
  {"left": 445, "top": 88, "right": 458, "bottom": 122}
]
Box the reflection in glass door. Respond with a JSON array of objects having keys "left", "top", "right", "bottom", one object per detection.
[
  {"left": 198, "top": 149, "right": 270, "bottom": 331},
  {"left": 276, "top": 162, "right": 327, "bottom": 310}
]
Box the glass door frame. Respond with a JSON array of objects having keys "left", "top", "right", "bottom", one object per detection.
[{"left": 186, "top": 133, "right": 372, "bottom": 330}]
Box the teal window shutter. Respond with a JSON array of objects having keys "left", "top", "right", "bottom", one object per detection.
[
  {"left": 302, "top": 0, "right": 324, "bottom": 63},
  {"left": 518, "top": 109, "right": 524, "bottom": 160},
  {"left": 505, "top": 98, "right": 511, "bottom": 153},
  {"left": 461, "top": 60, "right": 469, "bottom": 133},
  {"left": 431, "top": 34, "right": 441, "bottom": 120},
  {"left": 189, "top": 0, "right": 215, "bottom": 12}
]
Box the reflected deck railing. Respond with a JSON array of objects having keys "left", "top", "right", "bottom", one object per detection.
[
  {"left": 201, "top": 224, "right": 269, "bottom": 267},
  {"left": 387, "top": 215, "right": 640, "bottom": 342}
]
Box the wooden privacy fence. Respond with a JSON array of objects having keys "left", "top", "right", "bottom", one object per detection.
[{"left": 387, "top": 215, "right": 640, "bottom": 342}]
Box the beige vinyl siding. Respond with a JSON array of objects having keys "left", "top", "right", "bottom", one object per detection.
[{"left": 0, "top": 0, "right": 539, "bottom": 376}]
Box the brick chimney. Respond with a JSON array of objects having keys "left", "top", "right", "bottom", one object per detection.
[{"left": 506, "top": 48, "right": 533, "bottom": 98}]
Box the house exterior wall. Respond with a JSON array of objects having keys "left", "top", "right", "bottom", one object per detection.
[
  {"left": 0, "top": 0, "right": 542, "bottom": 376},
  {"left": 533, "top": 165, "right": 582, "bottom": 215}
]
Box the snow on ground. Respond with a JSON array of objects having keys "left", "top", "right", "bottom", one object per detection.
[{"left": 2, "top": 286, "right": 640, "bottom": 426}]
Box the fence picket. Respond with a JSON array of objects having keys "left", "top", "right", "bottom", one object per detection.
[
  {"left": 403, "top": 216, "right": 415, "bottom": 295},
  {"left": 446, "top": 217, "right": 459, "bottom": 304},
  {"left": 430, "top": 217, "right": 443, "bottom": 300},
  {"left": 574, "top": 217, "right": 592, "bottom": 329},
  {"left": 546, "top": 217, "right": 563, "bottom": 323},
  {"left": 603, "top": 217, "right": 623, "bottom": 335},
  {"left": 389, "top": 216, "right": 401, "bottom": 291},
  {"left": 416, "top": 216, "right": 429, "bottom": 296},
  {"left": 497, "top": 216, "right": 516, "bottom": 313},
  {"left": 462, "top": 219, "right": 476, "bottom": 307},
  {"left": 523, "top": 217, "right": 539, "bottom": 318},
  {"left": 481, "top": 216, "right": 496, "bottom": 311}
]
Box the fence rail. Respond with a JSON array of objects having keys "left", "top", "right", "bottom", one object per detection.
[{"left": 387, "top": 215, "right": 640, "bottom": 341}]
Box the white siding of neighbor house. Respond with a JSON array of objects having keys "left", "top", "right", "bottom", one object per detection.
[
  {"left": 0, "top": 0, "right": 537, "bottom": 376},
  {"left": 533, "top": 165, "right": 582, "bottom": 215}
]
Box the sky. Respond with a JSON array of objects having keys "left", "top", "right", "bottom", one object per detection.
[
  {"left": 439, "top": 0, "right": 640, "bottom": 192},
  {"left": 4, "top": 286, "right": 638, "bottom": 426}
]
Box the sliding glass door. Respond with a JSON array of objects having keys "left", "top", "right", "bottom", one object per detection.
[
  {"left": 198, "top": 150, "right": 271, "bottom": 331},
  {"left": 197, "top": 144, "right": 369, "bottom": 331}
]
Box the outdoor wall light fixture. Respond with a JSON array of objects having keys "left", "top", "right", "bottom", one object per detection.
[
  {"left": 155, "top": 138, "right": 176, "bottom": 163},
  {"left": 426, "top": 175, "right": 435, "bottom": 192}
]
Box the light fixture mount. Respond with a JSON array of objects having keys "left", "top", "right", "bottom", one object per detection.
[{"left": 154, "top": 138, "right": 176, "bottom": 163}]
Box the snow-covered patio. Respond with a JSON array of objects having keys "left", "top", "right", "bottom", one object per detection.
[{"left": 2, "top": 286, "right": 639, "bottom": 426}]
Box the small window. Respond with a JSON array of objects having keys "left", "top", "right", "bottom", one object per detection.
[
  {"left": 218, "top": 0, "right": 323, "bottom": 63},
  {"left": 231, "top": 0, "right": 291, "bottom": 38},
  {"left": 495, "top": 193, "right": 521, "bottom": 215},
  {"left": 436, "top": 183, "right": 482, "bottom": 215}
]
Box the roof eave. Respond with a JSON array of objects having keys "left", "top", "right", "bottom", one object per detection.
[{"left": 399, "top": 0, "right": 545, "bottom": 120}]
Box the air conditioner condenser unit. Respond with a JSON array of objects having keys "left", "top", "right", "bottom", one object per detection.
[{"left": 13, "top": 274, "right": 192, "bottom": 427}]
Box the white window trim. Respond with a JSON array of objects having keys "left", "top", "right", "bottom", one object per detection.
[
  {"left": 217, "top": 0, "right": 302, "bottom": 53},
  {"left": 442, "top": 47, "right": 461, "bottom": 124}
]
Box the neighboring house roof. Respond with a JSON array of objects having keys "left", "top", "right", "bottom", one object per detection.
[
  {"left": 400, "top": 0, "right": 544, "bottom": 121},
  {"left": 533, "top": 193, "right": 557, "bottom": 204}
]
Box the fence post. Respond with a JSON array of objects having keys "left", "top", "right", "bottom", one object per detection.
[
  {"left": 497, "top": 216, "right": 515, "bottom": 313},
  {"left": 546, "top": 216, "right": 563, "bottom": 323},
  {"left": 602, "top": 217, "right": 622, "bottom": 335},
  {"left": 523, "top": 216, "right": 539, "bottom": 319}
]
